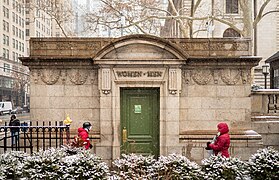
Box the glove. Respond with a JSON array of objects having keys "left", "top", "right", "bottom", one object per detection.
[
  {"left": 205, "top": 142, "right": 211, "bottom": 150},
  {"left": 89, "top": 144, "right": 93, "bottom": 149}
]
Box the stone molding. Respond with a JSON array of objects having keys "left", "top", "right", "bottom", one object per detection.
[
  {"left": 182, "top": 68, "right": 252, "bottom": 85},
  {"left": 26, "top": 35, "right": 252, "bottom": 59},
  {"left": 30, "top": 68, "right": 96, "bottom": 85}
]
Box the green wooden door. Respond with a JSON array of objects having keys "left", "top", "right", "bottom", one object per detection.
[{"left": 121, "top": 88, "right": 159, "bottom": 157}]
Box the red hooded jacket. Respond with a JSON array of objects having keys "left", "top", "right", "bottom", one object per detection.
[
  {"left": 209, "top": 122, "right": 230, "bottom": 157},
  {"left": 78, "top": 127, "right": 91, "bottom": 150}
]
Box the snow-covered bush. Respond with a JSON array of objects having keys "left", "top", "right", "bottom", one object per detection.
[
  {"left": 201, "top": 155, "right": 250, "bottom": 180},
  {"left": 59, "top": 150, "right": 110, "bottom": 179},
  {"left": 154, "top": 153, "right": 202, "bottom": 179},
  {"left": 247, "top": 146, "right": 279, "bottom": 180},
  {"left": 112, "top": 153, "right": 157, "bottom": 179},
  {"left": 20, "top": 146, "right": 110, "bottom": 179},
  {"left": 21, "top": 147, "right": 68, "bottom": 179},
  {"left": 0, "top": 151, "right": 28, "bottom": 180},
  {"left": 112, "top": 153, "right": 202, "bottom": 179}
]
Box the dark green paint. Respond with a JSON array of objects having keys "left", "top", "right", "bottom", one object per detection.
[{"left": 120, "top": 88, "right": 160, "bottom": 157}]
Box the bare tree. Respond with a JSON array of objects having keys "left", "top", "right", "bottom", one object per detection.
[
  {"left": 82, "top": 0, "right": 277, "bottom": 38},
  {"left": 11, "top": 68, "right": 29, "bottom": 107},
  {"left": 23, "top": 0, "right": 74, "bottom": 37}
]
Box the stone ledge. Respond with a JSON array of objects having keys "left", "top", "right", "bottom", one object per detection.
[{"left": 180, "top": 130, "right": 262, "bottom": 141}]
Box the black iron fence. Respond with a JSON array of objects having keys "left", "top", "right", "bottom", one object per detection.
[{"left": 0, "top": 121, "right": 70, "bottom": 154}]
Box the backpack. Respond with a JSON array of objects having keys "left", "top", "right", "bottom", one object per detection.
[{"left": 71, "top": 136, "right": 85, "bottom": 148}]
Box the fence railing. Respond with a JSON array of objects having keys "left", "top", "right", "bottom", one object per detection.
[
  {"left": 0, "top": 121, "right": 70, "bottom": 154},
  {"left": 251, "top": 89, "right": 279, "bottom": 115}
]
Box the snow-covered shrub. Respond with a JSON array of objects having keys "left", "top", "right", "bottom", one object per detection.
[
  {"left": 59, "top": 150, "right": 110, "bottom": 179},
  {"left": 201, "top": 155, "right": 250, "bottom": 180},
  {"left": 112, "top": 153, "right": 157, "bottom": 179},
  {"left": 154, "top": 153, "right": 202, "bottom": 179},
  {"left": 20, "top": 146, "right": 110, "bottom": 179},
  {"left": 247, "top": 146, "right": 279, "bottom": 180},
  {"left": 0, "top": 151, "right": 28, "bottom": 180},
  {"left": 21, "top": 147, "right": 67, "bottom": 179}
]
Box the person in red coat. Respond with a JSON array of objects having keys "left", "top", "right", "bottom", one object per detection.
[
  {"left": 207, "top": 122, "right": 230, "bottom": 157},
  {"left": 78, "top": 122, "right": 93, "bottom": 150}
]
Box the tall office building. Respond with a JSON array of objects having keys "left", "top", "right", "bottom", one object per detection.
[{"left": 0, "top": 0, "right": 29, "bottom": 106}]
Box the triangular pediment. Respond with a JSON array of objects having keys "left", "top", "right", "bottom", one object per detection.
[{"left": 94, "top": 35, "right": 187, "bottom": 61}]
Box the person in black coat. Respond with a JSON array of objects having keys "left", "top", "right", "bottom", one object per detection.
[{"left": 9, "top": 114, "right": 20, "bottom": 145}]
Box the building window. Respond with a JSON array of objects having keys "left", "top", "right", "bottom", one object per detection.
[
  {"left": 4, "top": 63, "right": 10, "bottom": 72},
  {"left": 26, "top": 29, "right": 29, "bottom": 36},
  {"left": 223, "top": 28, "right": 241, "bottom": 37},
  {"left": 274, "top": 69, "right": 279, "bottom": 88},
  {"left": 226, "top": 0, "right": 239, "bottom": 14}
]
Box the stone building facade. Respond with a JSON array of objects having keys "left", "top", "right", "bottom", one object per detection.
[{"left": 21, "top": 35, "right": 262, "bottom": 163}]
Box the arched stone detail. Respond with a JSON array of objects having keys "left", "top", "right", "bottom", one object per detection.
[
  {"left": 40, "top": 69, "right": 60, "bottom": 85},
  {"left": 94, "top": 34, "right": 188, "bottom": 60}
]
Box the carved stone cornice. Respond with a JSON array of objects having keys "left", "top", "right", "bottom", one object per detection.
[
  {"left": 182, "top": 68, "right": 252, "bottom": 85},
  {"left": 29, "top": 68, "right": 96, "bottom": 85}
]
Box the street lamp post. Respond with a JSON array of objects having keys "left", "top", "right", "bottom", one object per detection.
[{"left": 262, "top": 64, "right": 269, "bottom": 89}]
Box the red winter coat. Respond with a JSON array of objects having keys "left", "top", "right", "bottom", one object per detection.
[
  {"left": 78, "top": 127, "right": 91, "bottom": 150},
  {"left": 209, "top": 122, "right": 230, "bottom": 157}
]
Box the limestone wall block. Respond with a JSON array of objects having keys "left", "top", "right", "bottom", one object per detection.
[
  {"left": 178, "top": 120, "right": 221, "bottom": 132},
  {"left": 49, "top": 96, "right": 78, "bottom": 109},
  {"left": 78, "top": 97, "right": 94, "bottom": 108},
  {"left": 65, "top": 85, "right": 79, "bottom": 97},
  {"left": 165, "top": 108, "right": 180, "bottom": 121},
  {"left": 201, "top": 97, "right": 231, "bottom": 109},
  {"left": 186, "top": 97, "right": 202, "bottom": 109},
  {"left": 31, "top": 85, "right": 48, "bottom": 97},
  {"left": 165, "top": 135, "right": 179, "bottom": 146},
  {"left": 187, "top": 109, "right": 215, "bottom": 121},
  {"left": 217, "top": 86, "right": 244, "bottom": 97},
  {"left": 231, "top": 97, "right": 251, "bottom": 109},
  {"left": 47, "top": 85, "right": 65, "bottom": 96},
  {"left": 100, "top": 108, "right": 112, "bottom": 121},
  {"left": 78, "top": 85, "right": 93, "bottom": 96},
  {"left": 166, "top": 121, "right": 179, "bottom": 135},
  {"left": 100, "top": 120, "right": 113, "bottom": 135},
  {"left": 216, "top": 109, "right": 245, "bottom": 122},
  {"left": 188, "top": 85, "right": 216, "bottom": 97},
  {"left": 180, "top": 97, "right": 188, "bottom": 108},
  {"left": 31, "top": 97, "right": 50, "bottom": 109}
]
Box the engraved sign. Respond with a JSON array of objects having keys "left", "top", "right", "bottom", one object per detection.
[
  {"left": 134, "top": 105, "right": 141, "bottom": 113},
  {"left": 114, "top": 68, "right": 166, "bottom": 81}
]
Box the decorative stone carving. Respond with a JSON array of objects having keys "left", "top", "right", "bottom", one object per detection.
[
  {"left": 60, "top": 70, "right": 67, "bottom": 84},
  {"left": 213, "top": 70, "right": 219, "bottom": 84},
  {"left": 220, "top": 69, "right": 241, "bottom": 85},
  {"left": 31, "top": 69, "right": 40, "bottom": 84},
  {"left": 68, "top": 69, "right": 89, "bottom": 85},
  {"left": 241, "top": 69, "right": 251, "bottom": 84},
  {"left": 101, "top": 68, "right": 111, "bottom": 95},
  {"left": 191, "top": 69, "right": 212, "bottom": 85},
  {"left": 40, "top": 69, "right": 60, "bottom": 85},
  {"left": 182, "top": 70, "right": 191, "bottom": 84},
  {"left": 169, "top": 69, "right": 178, "bottom": 95},
  {"left": 89, "top": 70, "right": 98, "bottom": 84}
]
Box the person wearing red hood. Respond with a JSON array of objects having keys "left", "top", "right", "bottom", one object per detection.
[
  {"left": 207, "top": 122, "right": 230, "bottom": 157},
  {"left": 78, "top": 122, "right": 93, "bottom": 150}
]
